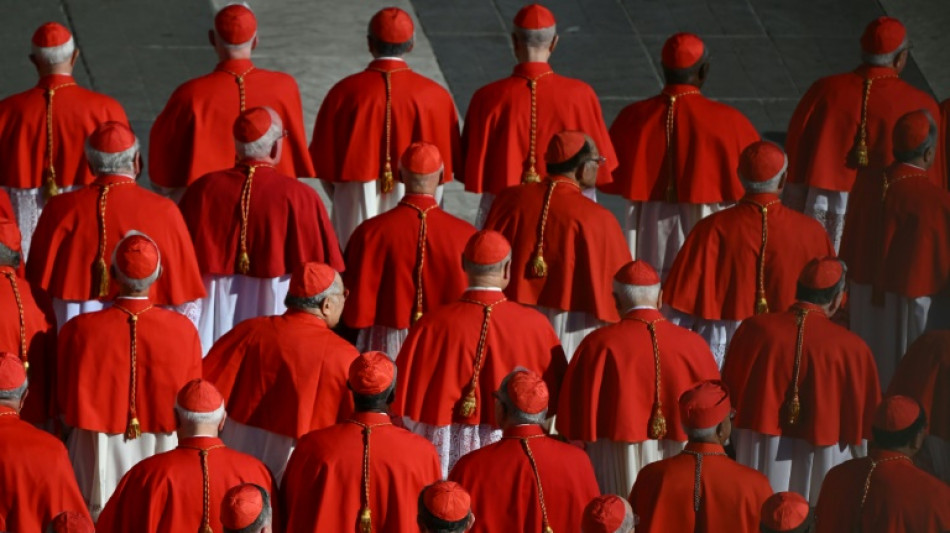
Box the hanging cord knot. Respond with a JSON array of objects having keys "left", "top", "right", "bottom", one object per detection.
[{"left": 457, "top": 298, "right": 505, "bottom": 417}]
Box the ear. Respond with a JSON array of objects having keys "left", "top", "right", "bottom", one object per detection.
[
  {"left": 913, "top": 427, "right": 927, "bottom": 451},
  {"left": 407, "top": 37, "right": 415, "bottom": 54},
  {"left": 269, "top": 140, "right": 280, "bottom": 160},
  {"left": 251, "top": 35, "right": 259, "bottom": 51},
  {"left": 218, "top": 412, "right": 228, "bottom": 432},
  {"left": 208, "top": 30, "right": 216, "bottom": 48},
  {"left": 510, "top": 32, "right": 519, "bottom": 50},
  {"left": 549, "top": 33, "right": 559, "bottom": 53},
  {"left": 503, "top": 259, "right": 512, "bottom": 280},
  {"left": 133, "top": 152, "right": 143, "bottom": 177},
  {"left": 657, "top": 288, "right": 664, "bottom": 310},
  {"left": 28, "top": 53, "right": 38, "bottom": 68},
  {"left": 70, "top": 48, "right": 80, "bottom": 67},
  {"left": 466, "top": 513, "right": 476, "bottom": 531}
]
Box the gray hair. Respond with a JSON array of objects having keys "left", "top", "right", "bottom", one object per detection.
[
  {"left": 514, "top": 26, "right": 557, "bottom": 47},
  {"left": 684, "top": 425, "right": 718, "bottom": 440},
  {"left": 235, "top": 107, "right": 283, "bottom": 159},
  {"left": 616, "top": 499, "right": 635, "bottom": 533},
  {"left": 0, "top": 243, "right": 21, "bottom": 269},
  {"left": 496, "top": 370, "right": 547, "bottom": 425},
  {"left": 894, "top": 111, "right": 938, "bottom": 163},
  {"left": 740, "top": 174, "right": 784, "bottom": 194},
  {"left": 223, "top": 485, "right": 273, "bottom": 533},
  {"left": 613, "top": 280, "right": 660, "bottom": 309},
  {"left": 284, "top": 277, "right": 342, "bottom": 310},
  {"left": 111, "top": 230, "right": 162, "bottom": 292},
  {"left": 32, "top": 38, "right": 75, "bottom": 65},
  {"left": 862, "top": 38, "right": 908, "bottom": 67},
  {"left": 175, "top": 403, "right": 226, "bottom": 425},
  {"left": 0, "top": 379, "right": 28, "bottom": 401},
  {"left": 85, "top": 137, "right": 140, "bottom": 175},
  {"left": 462, "top": 254, "right": 511, "bottom": 276}
]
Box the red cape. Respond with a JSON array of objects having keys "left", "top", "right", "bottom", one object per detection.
[
  {"left": 179, "top": 163, "right": 343, "bottom": 277},
  {"left": 449, "top": 425, "right": 600, "bottom": 533},
  {"left": 887, "top": 330, "right": 950, "bottom": 441},
  {"left": 839, "top": 163, "right": 888, "bottom": 286},
  {"left": 149, "top": 59, "right": 314, "bottom": 188},
  {"left": 0, "top": 74, "right": 128, "bottom": 189},
  {"left": 785, "top": 65, "right": 944, "bottom": 192},
  {"left": 281, "top": 411, "right": 441, "bottom": 533},
  {"left": 203, "top": 310, "right": 359, "bottom": 439},
  {"left": 815, "top": 449, "right": 950, "bottom": 533},
  {"left": 96, "top": 437, "right": 278, "bottom": 533},
  {"left": 0, "top": 191, "right": 15, "bottom": 220},
  {"left": 461, "top": 62, "right": 617, "bottom": 194},
  {"left": 484, "top": 177, "right": 631, "bottom": 322},
  {"left": 0, "top": 407, "right": 90, "bottom": 533},
  {"left": 25, "top": 175, "right": 205, "bottom": 305},
  {"left": 343, "top": 194, "right": 475, "bottom": 330},
  {"left": 393, "top": 290, "right": 567, "bottom": 426},
  {"left": 57, "top": 298, "right": 201, "bottom": 434},
  {"left": 310, "top": 59, "right": 459, "bottom": 183},
  {"left": 556, "top": 308, "right": 720, "bottom": 443},
  {"left": 630, "top": 442, "right": 773, "bottom": 533},
  {"left": 663, "top": 193, "right": 835, "bottom": 320},
  {"left": 601, "top": 84, "right": 760, "bottom": 203},
  {"left": 723, "top": 303, "right": 880, "bottom": 446}
]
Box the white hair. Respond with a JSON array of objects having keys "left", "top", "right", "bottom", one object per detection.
[
  {"left": 32, "top": 37, "right": 75, "bottom": 65},
  {"left": 0, "top": 242, "right": 21, "bottom": 269},
  {"left": 514, "top": 26, "right": 557, "bottom": 47},
  {"left": 496, "top": 369, "right": 548, "bottom": 425},
  {"left": 284, "top": 276, "right": 342, "bottom": 310},
  {"left": 175, "top": 403, "right": 226, "bottom": 425},
  {"left": 111, "top": 230, "right": 162, "bottom": 292},
  {"left": 0, "top": 379, "right": 28, "bottom": 401},
  {"left": 740, "top": 174, "right": 783, "bottom": 194},
  {"left": 215, "top": 2, "right": 257, "bottom": 50},
  {"left": 862, "top": 38, "right": 908, "bottom": 67},
  {"left": 463, "top": 253, "right": 512, "bottom": 275},
  {"left": 85, "top": 137, "right": 140, "bottom": 175},
  {"left": 684, "top": 425, "right": 719, "bottom": 440},
  {"left": 235, "top": 108, "right": 283, "bottom": 160},
  {"left": 616, "top": 499, "right": 635, "bottom": 533},
  {"left": 613, "top": 280, "right": 660, "bottom": 309}
]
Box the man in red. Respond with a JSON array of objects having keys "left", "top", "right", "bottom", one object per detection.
[
  {"left": 557, "top": 260, "right": 719, "bottom": 497},
  {"left": 47, "top": 511, "right": 95, "bottom": 533},
  {"left": 461, "top": 3, "right": 616, "bottom": 224},
  {"left": 629, "top": 380, "right": 772, "bottom": 532},
  {"left": 582, "top": 495, "right": 635, "bottom": 533},
  {"left": 344, "top": 142, "right": 475, "bottom": 356},
  {"left": 96, "top": 379, "right": 276, "bottom": 533},
  {"left": 484, "top": 131, "right": 631, "bottom": 357},
  {"left": 0, "top": 353, "right": 89, "bottom": 533},
  {"left": 784, "top": 17, "right": 942, "bottom": 251},
  {"left": 663, "top": 141, "right": 834, "bottom": 366},
  {"left": 450, "top": 369, "right": 600, "bottom": 533},
  {"left": 57, "top": 232, "right": 202, "bottom": 519},
  {"left": 311, "top": 7, "right": 460, "bottom": 247},
  {"left": 394, "top": 230, "right": 567, "bottom": 475},
  {"left": 0, "top": 22, "right": 128, "bottom": 257},
  {"left": 179, "top": 107, "right": 343, "bottom": 353},
  {"left": 204, "top": 262, "right": 358, "bottom": 483},
  {"left": 602, "top": 33, "right": 759, "bottom": 279},
  {"left": 148, "top": 4, "right": 313, "bottom": 199},
  {"left": 26, "top": 121, "right": 205, "bottom": 329},
  {"left": 220, "top": 483, "right": 272, "bottom": 533},
  {"left": 760, "top": 492, "right": 814, "bottom": 533},
  {"left": 417, "top": 481, "right": 475, "bottom": 533},
  {"left": 815, "top": 396, "right": 950, "bottom": 532},
  {"left": 281, "top": 351, "right": 441, "bottom": 532},
  {"left": 723, "top": 257, "right": 880, "bottom": 503}
]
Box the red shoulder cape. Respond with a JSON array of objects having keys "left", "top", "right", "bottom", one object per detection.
[{"left": 887, "top": 330, "right": 950, "bottom": 441}]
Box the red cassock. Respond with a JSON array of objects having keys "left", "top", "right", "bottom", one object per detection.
[
  {"left": 785, "top": 65, "right": 943, "bottom": 193},
  {"left": 815, "top": 449, "right": 950, "bottom": 532},
  {"left": 393, "top": 289, "right": 567, "bottom": 427},
  {"left": 57, "top": 298, "right": 201, "bottom": 434},
  {"left": 629, "top": 442, "right": 773, "bottom": 533},
  {"left": 449, "top": 425, "right": 600, "bottom": 532},
  {"left": 839, "top": 163, "right": 889, "bottom": 287},
  {"left": 96, "top": 437, "right": 277, "bottom": 533},
  {"left": 281, "top": 411, "right": 441, "bottom": 532},
  {"left": 887, "top": 330, "right": 950, "bottom": 442},
  {"left": 663, "top": 193, "right": 835, "bottom": 320},
  {"left": 343, "top": 194, "right": 475, "bottom": 330},
  {"left": 601, "top": 84, "right": 760, "bottom": 203},
  {"left": 148, "top": 59, "right": 314, "bottom": 188},
  {"left": 483, "top": 177, "right": 631, "bottom": 322},
  {"left": 461, "top": 62, "right": 617, "bottom": 193},
  {"left": 0, "top": 406, "right": 90, "bottom": 533},
  {"left": 25, "top": 175, "right": 205, "bottom": 305},
  {"left": 310, "top": 58, "right": 460, "bottom": 183},
  {"left": 723, "top": 303, "right": 880, "bottom": 446},
  {"left": 179, "top": 163, "right": 343, "bottom": 277},
  {"left": 203, "top": 310, "right": 359, "bottom": 438},
  {"left": 556, "top": 308, "right": 720, "bottom": 443},
  {"left": 0, "top": 74, "right": 128, "bottom": 190},
  {"left": 942, "top": 98, "right": 950, "bottom": 177},
  {"left": 0, "top": 265, "right": 57, "bottom": 425}
]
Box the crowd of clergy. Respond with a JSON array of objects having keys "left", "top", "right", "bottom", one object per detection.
[{"left": 0, "top": 1, "right": 949, "bottom": 532}]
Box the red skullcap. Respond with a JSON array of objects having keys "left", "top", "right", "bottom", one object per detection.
[
  {"left": 348, "top": 351, "right": 395, "bottom": 395},
  {"left": 581, "top": 494, "right": 627, "bottom": 533},
  {"left": 545, "top": 131, "right": 588, "bottom": 165},
  {"left": 661, "top": 32, "right": 706, "bottom": 70},
  {"left": 114, "top": 232, "right": 160, "bottom": 280},
  {"left": 0, "top": 220, "right": 22, "bottom": 254},
  {"left": 233, "top": 107, "right": 274, "bottom": 143},
  {"left": 48, "top": 511, "right": 95, "bottom": 533},
  {"left": 221, "top": 484, "right": 265, "bottom": 530},
  {"left": 760, "top": 492, "right": 810, "bottom": 532},
  {"left": 32, "top": 22, "right": 72, "bottom": 48},
  {"left": 893, "top": 109, "right": 933, "bottom": 153},
  {"left": 0, "top": 352, "right": 26, "bottom": 391},
  {"left": 514, "top": 4, "right": 556, "bottom": 30},
  {"left": 463, "top": 230, "right": 511, "bottom": 265},
  {"left": 215, "top": 4, "right": 257, "bottom": 45},
  {"left": 738, "top": 141, "right": 787, "bottom": 183},
  {"left": 176, "top": 379, "right": 224, "bottom": 413},
  {"left": 873, "top": 395, "right": 922, "bottom": 432},
  {"left": 506, "top": 369, "right": 549, "bottom": 414},
  {"left": 614, "top": 260, "right": 660, "bottom": 286},
  {"left": 370, "top": 7, "right": 414, "bottom": 43},
  {"left": 88, "top": 121, "right": 136, "bottom": 154},
  {"left": 861, "top": 16, "right": 906, "bottom": 55},
  {"left": 400, "top": 141, "right": 443, "bottom": 175},
  {"left": 797, "top": 257, "right": 844, "bottom": 290},
  {"left": 288, "top": 262, "right": 336, "bottom": 298},
  {"left": 422, "top": 481, "right": 471, "bottom": 523},
  {"left": 679, "top": 380, "right": 732, "bottom": 429}
]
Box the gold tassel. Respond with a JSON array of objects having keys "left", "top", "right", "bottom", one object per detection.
[
  {"left": 544, "top": 527, "right": 554, "bottom": 533},
  {"left": 359, "top": 507, "right": 373, "bottom": 533},
  {"left": 755, "top": 297, "right": 768, "bottom": 315},
  {"left": 648, "top": 406, "right": 667, "bottom": 440},
  {"left": 22, "top": 361, "right": 29, "bottom": 372},
  {"left": 43, "top": 173, "right": 59, "bottom": 200},
  {"left": 200, "top": 526, "right": 213, "bottom": 533},
  {"left": 784, "top": 393, "right": 801, "bottom": 425},
  {"left": 531, "top": 253, "right": 547, "bottom": 278},
  {"left": 856, "top": 141, "right": 869, "bottom": 168},
  {"left": 237, "top": 251, "right": 250, "bottom": 274},
  {"left": 96, "top": 258, "right": 110, "bottom": 297},
  {"left": 381, "top": 162, "right": 394, "bottom": 194},
  {"left": 125, "top": 416, "right": 141, "bottom": 440},
  {"left": 458, "top": 388, "right": 477, "bottom": 418},
  {"left": 522, "top": 169, "right": 541, "bottom": 183},
  {"left": 413, "top": 310, "right": 423, "bottom": 323}
]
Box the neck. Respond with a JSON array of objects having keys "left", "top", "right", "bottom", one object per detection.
[
  {"left": 878, "top": 445, "right": 916, "bottom": 458},
  {"left": 178, "top": 425, "right": 219, "bottom": 440},
  {"left": 467, "top": 275, "right": 504, "bottom": 289},
  {"left": 688, "top": 437, "right": 723, "bottom": 446},
  {"left": 902, "top": 157, "right": 930, "bottom": 170},
  {"left": 517, "top": 48, "right": 551, "bottom": 64},
  {"left": 37, "top": 64, "right": 73, "bottom": 77},
  {"left": 0, "top": 400, "right": 19, "bottom": 412},
  {"left": 119, "top": 288, "right": 150, "bottom": 298}
]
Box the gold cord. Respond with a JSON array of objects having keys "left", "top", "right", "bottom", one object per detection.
[
  {"left": 217, "top": 66, "right": 255, "bottom": 114},
  {"left": 854, "top": 74, "right": 898, "bottom": 168},
  {"left": 457, "top": 297, "right": 506, "bottom": 418},
  {"left": 367, "top": 66, "right": 410, "bottom": 193},
  {"left": 784, "top": 306, "right": 816, "bottom": 425},
  {"left": 401, "top": 200, "right": 437, "bottom": 322},
  {"left": 881, "top": 172, "right": 928, "bottom": 201},
  {"left": 236, "top": 164, "right": 271, "bottom": 274},
  {"left": 2, "top": 271, "right": 27, "bottom": 371},
  {"left": 346, "top": 419, "right": 392, "bottom": 533},
  {"left": 530, "top": 179, "right": 578, "bottom": 278},
  {"left": 741, "top": 197, "right": 781, "bottom": 314},
  {"left": 681, "top": 449, "right": 727, "bottom": 512},
  {"left": 631, "top": 317, "right": 667, "bottom": 439},
  {"left": 176, "top": 443, "right": 226, "bottom": 533},
  {"left": 516, "top": 71, "right": 553, "bottom": 184},
  {"left": 521, "top": 437, "right": 554, "bottom": 533},
  {"left": 42, "top": 82, "right": 76, "bottom": 199},
  {"left": 113, "top": 303, "right": 154, "bottom": 440},
  {"left": 857, "top": 455, "right": 912, "bottom": 525},
  {"left": 662, "top": 90, "right": 700, "bottom": 203},
  {"left": 94, "top": 181, "right": 134, "bottom": 298}
]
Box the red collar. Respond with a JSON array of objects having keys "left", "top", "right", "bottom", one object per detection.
[
  {"left": 37, "top": 74, "right": 76, "bottom": 90},
  {"left": 684, "top": 442, "right": 726, "bottom": 454},
  {"left": 178, "top": 436, "right": 224, "bottom": 450},
  {"left": 546, "top": 175, "right": 582, "bottom": 190},
  {"left": 399, "top": 194, "right": 439, "bottom": 210},
  {"left": 461, "top": 289, "right": 507, "bottom": 306},
  {"left": 886, "top": 162, "right": 930, "bottom": 180},
  {"left": 622, "top": 308, "right": 664, "bottom": 322},
  {"left": 0, "top": 405, "right": 19, "bottom": 422},
  {"left": 283, "top": 309, "right": 329, "bottom": 328},
  {"left": 503, "top": 425, "right": 545, "bottom": 439},
  {"left": 791, "top": 301, "right": 827, "bottom": 314},
  {"left": 513, "top": 62, "right": 554, "bottom": 79},
  {"left": 0, "top": 265, "right": 17, "bottom": 277},
  {"left": 662, "top": 83, "right": 703, "bottom": 96},
  {"left": 215, "top": 59, "right": 255, "bottom": 74},
  {"left": 113, "top": 297, "right": 154, "bottom": 314},
  {"left": 742, "top": 192, "right": 782, "bottom": 205},
  {"left": 869, "top": 449, "right": 912, "bottom": 462},
  {"left": 348, "top": 411, "right": 393, "bottom": 425},
  {"left": 367, "top": 58, "right": 411, "bottom": 72},
  {"left": 93, "top": 174, "right": 136, "bottom": 187},
  {"left": 854, "top": 65, "right": 899, "bottom": 79}
]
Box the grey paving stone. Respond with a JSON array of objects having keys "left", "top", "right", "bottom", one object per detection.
[
  {"left": 752, "top": 0, "right": 883, "bottom": 37},
  {"left": 552, "top": 33, "right": 658, "bottom": 99},
  {"left": 622, "top": 0, "right": 763, "bottom": 37},
  {"left": 410, "top": 0, "right": 503, "bottom": 35},
  {"left": 495, "top": 0, "right": 635, "bottom": 35},
  {"left": 881, "top": 0, "right": 950, "bottom": 99}
]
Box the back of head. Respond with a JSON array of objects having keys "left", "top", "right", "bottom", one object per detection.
[
  {"left": 860, "top": 16, "right": 907, "bottom": 67},
  {"left": 0, "top": 220, "right": 22, "bottom": 269},
  {"left": 795, "top": 257, "right": 846, "bottom": 306},
  {"left": 738, "top": 140, "right": 787, "bottom": 194},
  {"left": 215, "top": 3, "right": 258, "bottom": 50},
  {"left": 175, "top": 379, "right": 226, "bottom": 432},
  {"left": 221, "top": 483, "right": 271, "bottom": 533},
  {"left": 661, "top": 32, "right": 708, "bottom": 86},
  {"left": 284, "top": 262, "right": 338, "bottom": 310},
  {"left": 418, "top": 481, "right": 473, "bottom": 533},
  {"left": 234, "top": 107, "right": 284, "bottom": 161},
  {"left": 759, "top": 492, "right": 813, "bottom": 533},
  {"left": 112, "top": 231, "right": 161, "bottom": 294},
  {"left": 892, "top": 109, "right": 937, "bottom": 165},
  {"left": 512, "top": 4, "right": 557, "bottom": 49},
  {"left": 85, "top": 121, "right": 139, "bottom": 176},
  {"left": 348, "top": 351, "right": 396, "bottom": 412},
  {"left": 46, "top": 511, "right": 95, "bottom": 533},
  {"left": 368, "top": 7, "right": 415, "bottom": 57},
  {"left": 462, "top": 230, "right": 511, "bottom": 283},
  {"left": 613, "top": 260, "right": 661, "bottom": 310},
  {"left": 497, "top": 369, "right": 549, "bottom": 426},
  {"left": 679, "top": 380, "right": 731, "bottom": 441},
  {"left": 582, "top": 495, "right": 635, "bottom": 533},
  {"left": 0, "top": 352, "right": 28, "bottom": 408},
  {"left": 871, "top": 395, "right": 927, "bottom": 451},
  {"left": 400, "top": 142, "right": 443, "bottom": 194},
  {"left": 31, "top": 22, "right": 75, "bottom": 66},
  {"left": 545, "top": 130, "right": 592, "bottom": 177}
]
